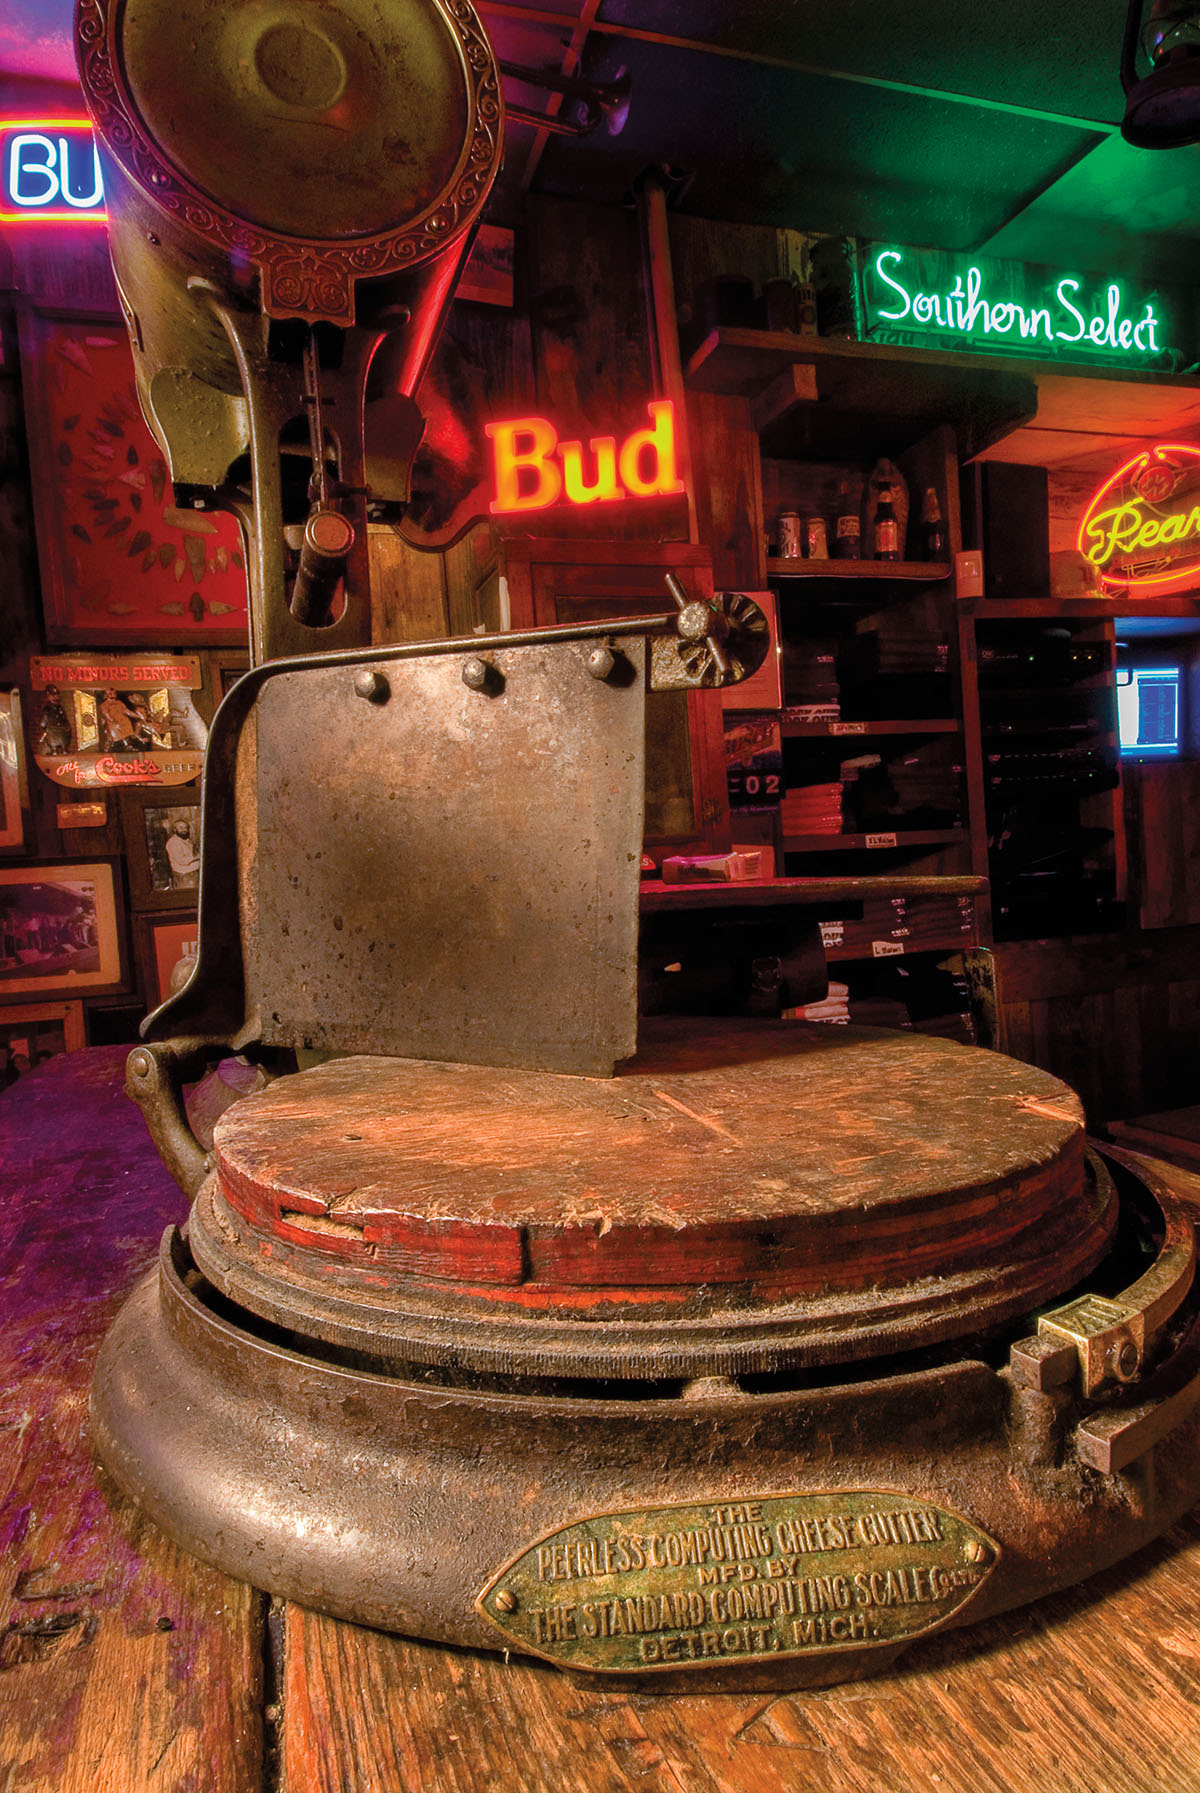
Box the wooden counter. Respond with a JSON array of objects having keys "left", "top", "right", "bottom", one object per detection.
[{"left": 2, "top": 1047, "right": 1199, "bottom": 1793}]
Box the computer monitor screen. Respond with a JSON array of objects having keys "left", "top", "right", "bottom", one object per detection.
[{"left": 1116, "top": 665, "right": 1181, "bottom": 757}]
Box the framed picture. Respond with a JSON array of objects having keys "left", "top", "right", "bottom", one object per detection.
[
  {"left": 17, "top": 307, "right": 250, "bottom": 646},
  {"left": 136, "top": 911, "right": 198, "bottom": 1009},
  {"left": 0, "top": 688, "right": 31, "bottom": 854},
  {"left": 211, "top": 651, "right": 250, "bottom": 706},
  {"left": 0, "top": 999, "right": 85, "bottom": 1087},
  {"left": 0, "top": 859, "right": 126, "bottom": 998},
  {"left": 120, "top": 788, "right": 202, "bottom": 909}
]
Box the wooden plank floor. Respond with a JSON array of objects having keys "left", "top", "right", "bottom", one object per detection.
[
  {"left": 4, "top": 1049, "right": 1200, "bottom": 1793},
  {"left": 0, "top": 1048, "right": 263, "bottom": 1792}
]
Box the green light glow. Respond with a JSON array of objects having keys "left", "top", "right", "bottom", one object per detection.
[{"left": 864, "top": 247, "right": 1175, "bottom": 366}]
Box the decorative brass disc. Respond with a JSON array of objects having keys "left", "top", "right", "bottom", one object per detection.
[{"left": 118, "top": 0, "right": 475, "bottom": 240}]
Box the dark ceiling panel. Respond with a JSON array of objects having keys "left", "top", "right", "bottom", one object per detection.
[
  {"left": 538, "top": 38, "right": 1104, "bottom": 247},
  {"left": 983, "top": 133, "right": 1200, "bottom": 286},
  {"left": 595, "top": 0, "right": 1130, "bottom": 124}
]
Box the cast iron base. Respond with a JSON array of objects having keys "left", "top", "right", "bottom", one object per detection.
[{"left": 92, "top": 1143, "right": 1200, "bottom": 1691}]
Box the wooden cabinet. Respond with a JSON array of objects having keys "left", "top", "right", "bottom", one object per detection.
[
  {"left": 961, "top": 608, "right": 1126, "bottom": 941},
  {"left": 673, "top": 326, "right": 1041, "bottom": 1013}
]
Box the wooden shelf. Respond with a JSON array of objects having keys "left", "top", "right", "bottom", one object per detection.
[
  {"left": 781, "top": 828, "right": 965, "bottom": 853},
  {"left": 782, "top": 716, "right": 958, "bottom": 738},
  {"left": 824, "top": 936, "right": 976, "bottom": 963},
  {"left": 640, "top": 874, "right": 986, "bottom": 913},
  {"left": 769, "top": 557, "right": 950, "bottom": 582},
  {"left": 685, "top": 327, "right": 1036, "bottom": 460}
]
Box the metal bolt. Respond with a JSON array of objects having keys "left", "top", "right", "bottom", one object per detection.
[
  {"left": 965, "top": 1541, "right": 988, "bottom": 1565},
  {"left": 676, "top": 601, "right": 711, "bottom": 642},
  {"left": 462, "top": 656, "right": 491, "bottom": 691},
  {"left": 585, "top": 645, "right": 615, "bottom": 681},
  {"left": 353, "top": 669, "right": 389, "bottom": 704},
  {"left": 129, "top": 1049, "right": 151, "bottom": 1078},
  {"left": 1114, "top": 1338, "right": 1139, "bottom": 1380},
  {"left": 494, "top": 1589, "right": 517, "bottom": 1613}
]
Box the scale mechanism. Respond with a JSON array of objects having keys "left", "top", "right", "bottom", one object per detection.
[{"left": 76, "top": 0, "right": 1200, "bottom": 1691}]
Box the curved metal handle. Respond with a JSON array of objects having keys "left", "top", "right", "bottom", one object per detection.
[{"left": 125, "top": 1038, "right": 229, "bottom": 1199}]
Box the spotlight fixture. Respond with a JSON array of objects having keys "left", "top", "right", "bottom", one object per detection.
[
  {"left": 1121, "top": 0, "right": 1200, "bottom": 146},
  {"left": 498, "top": 61, "right": 632, "bottom": 138}
]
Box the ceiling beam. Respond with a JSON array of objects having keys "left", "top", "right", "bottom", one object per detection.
[
  {"left": 502, "top": 0, "right": 607, "bottom": 193},
  {"left": 481, "top": 2, "right": 1120, "bottom": 136}
]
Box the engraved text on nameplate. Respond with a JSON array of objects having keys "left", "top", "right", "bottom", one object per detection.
[{"left": 477, "top": 1492, "right": 999, "bottom": 1673}]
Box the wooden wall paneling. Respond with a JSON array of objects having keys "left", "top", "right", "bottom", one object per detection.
[
  {"left": 527, "top": 195, "right": 650, "bottom": 436},
  {"left": 521, "top": 196, "right": 689, "bottom": 546},
  {"left": 997, "top": 996, "right": 1033, "bottom": 1065},
  {"left": 667, "top": 215, "right": 812, "bottom": 344},
  {"left": 993, "top": 932, "right": 1200, "bottom": 1121},
  {"left": 683, "top": 390, "right": 764, "bottom": 590},
  {"left": 993, "top": 927, "right": 1200, "bottom": 1002},
  {"left": 1124, "top": 763, "right": 1195, "bottom": 928},
  {"left": 368, "top": 527, "right": 450, "bottom": 644},
  {"left": 3, "top": 230, "right": 118, "bottom": 316},
  {"left": 1088, "top": 985, "right": 1140, "bottom": 1125},
  {"left": 1138, "top": 975, "right": 1183, "bottom": 1115},
  {"left": 1178, "top": 765, "right": 1200, "bottom": 925},
  {"left": 1046, "top": 462, "right": 1102, "bottom": 557},
  {"left": 1163, "top": 977, "right": 1200, "bottom": 1110}
]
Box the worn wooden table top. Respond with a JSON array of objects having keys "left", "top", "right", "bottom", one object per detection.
[{"left": 3, "top": 1047, "right": 1200, "bottom": 1793}]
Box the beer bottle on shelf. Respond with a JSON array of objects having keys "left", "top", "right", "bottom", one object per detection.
[
  {"left": 920, "top": 486, "right": 948, "bottom": 560},
  {"left": 873, "top": 485, "right": 901, "bottom": 560},
  {"left": 832, "top": 480, "right": 862, "bottom": 559}
]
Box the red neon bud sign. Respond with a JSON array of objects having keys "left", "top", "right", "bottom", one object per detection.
[
  {"left": 1078, "top": 442, "right": 1200, "bottom": 597},
  {"left": 487, "top": 400, "right": 685, "bottom": 514}
]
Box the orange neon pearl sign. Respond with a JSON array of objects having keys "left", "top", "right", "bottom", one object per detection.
[
  {"left": 1078, "top": 443, "right": 1200, "bottom": 597},
  {"left": 486, "top": 400, "right": 685, "bottom": 514}
]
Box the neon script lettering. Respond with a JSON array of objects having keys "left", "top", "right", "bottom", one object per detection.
[
  {"left": 869, "top": 250, "right": 1163, "bottom": 361},
  {"left": 1, "top": 121, "right": 106, "bottom": 220},
  {"left": 487, "top": 402, "right": 684, "bottom": 515},
  {"left": 1078, "top": 444, "right": 1200, "bottom": 596}
]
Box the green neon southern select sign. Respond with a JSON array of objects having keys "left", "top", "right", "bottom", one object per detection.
[{"left": 861, "top": 245, "right": 1183, "bottom": 369}]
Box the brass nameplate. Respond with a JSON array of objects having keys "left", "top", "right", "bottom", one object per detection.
[{"left": 477, "top": 1492, "right": 998, "bottom": 1674}]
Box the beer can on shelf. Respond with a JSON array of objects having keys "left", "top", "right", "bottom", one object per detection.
[
  {"left": 777, "top": 511, "right": 803, "bottom": 558},
  {"left": 805, "top": 515, "right": 829, "bottom": 559}
]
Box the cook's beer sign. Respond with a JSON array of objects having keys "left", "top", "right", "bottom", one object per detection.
[{"left": 1078, "top": 443, "right": 1200, "bottom": 597}]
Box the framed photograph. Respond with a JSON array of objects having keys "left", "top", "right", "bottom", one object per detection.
[
  {"left": 120, "top": 788, "right": 202, "bottom": 910},
  {"left": 0, "top": 859, "right": 126, "bottom": 999},
  {"left": 0, "top": 688, "right": 31, "bottom": 854},
  {"left": 136, "top": 911, "right": 198, "bottom": 1009},
  {"left": 211, "top": 651, "right": 250, "bottom": 706},
  {"left": 17, "top": 307, "right": 249, "bottom": 646},
  {"left": 0, "top": 999, "right": 85, "bottom": 1087}
]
